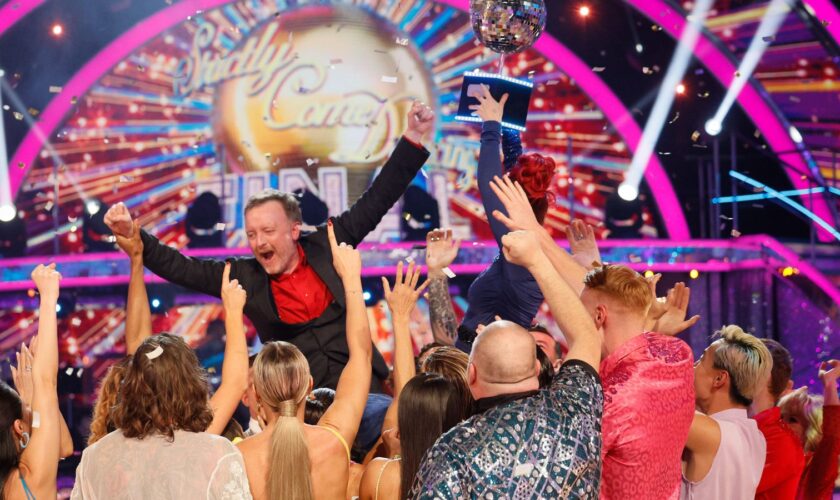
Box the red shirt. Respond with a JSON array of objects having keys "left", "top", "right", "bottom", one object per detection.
[
  {"left": 797, "top": 405, "right": 840, "bottom": 500},
  {"left": 754, "top": 406, "right": 805, "bottom": 500},
  {"left": 269, "top": 244, "right": 333, "bottom": 324},
  {"left": 599, "top": 332, "right": 695, "bottom": 500}
]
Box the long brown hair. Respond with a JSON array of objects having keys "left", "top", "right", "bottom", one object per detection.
[
  {"left": 398, "top": 373, "right": 470, "bottom": 499},
  {"left": 112, "top": 334, "right": 213, "bottom": 440},
  {"left": 0, "top": 382, "right": 22, "bottom": 497},
  {"left": 253, "top": 341, "right": 313, "bottom": 500},
  {"left": 420, "top": 346, "right": 473, "bottom": 414},
  {"left": 88, "top": 356, "right": 131, "bottom": 445}
]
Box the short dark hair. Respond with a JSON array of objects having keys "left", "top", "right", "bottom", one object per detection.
[
  {"left": 760, "top": 338, "right": 793, "bottom": 403},
  {"left": 304, "top": 388, "right": 335, "bottom": 425},
  {"left": 0, "top": 381, "right": 22, "bottom": 492},
  {"left": 244, "top": 189, "right": 302, "bottom": 223},
  {"left": 536, "top": 346, "right": 554, "bottom": 388},
  {"left": 529, "top": 324, "right": 564, "bottom": 360}
]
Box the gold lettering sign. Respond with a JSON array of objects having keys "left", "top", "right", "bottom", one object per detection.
[{"left": 174, "top": 6, "right": 435, "bottom": 174}]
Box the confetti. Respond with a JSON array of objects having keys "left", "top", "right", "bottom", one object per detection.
[
  {"left": 17, "top": 162, "right": 25, "bottom": 169},
  {"left": 734, "top": 71, "right": 741, "bottom": 77},
  {"left": 642, "top": 66, "right": 653, "bottom": 75},
  {"left": 405, "top": 255, "right": 414, "bottom": 263},
  {"left": 381, "top": 75, "right": 398, "bottom": 84},
  {"left": 730, "top": 229, "right": 741, "bottom": 238},
  {"left": 691, "top": 143, "right": 708, "bottom": 149},
  {"left": 403, "top": 212, "right": 411, "bottom": 221},
  {"left": 395, "top": 37, "right": 409, "bottom": 46},
  {"left": 697, "top": 91, "right": 710, "bottom": 98},
  {"left": 822, "top": 19, "right": 831, "bottom": 27},
  {"left": 691, "top": 131, "right": 701, "bottom": 142},
  {"left": 651, "top": 24, "right": 662, "bottom": 31},
  {"left": 214, "top": 223, "right": 226, "bottom": 231},
  {"left": 119, "top": 175, "right": 133, "bottom": 182},
  {"left": 71, "top": 317, "right": 82, "bottom": 327},
  {"left": 761, "top": 35, "right": 775, "bottom": 42},
  {"left": 44, "top": 201, "right": 54, "bottom": 212},
  {"left": 720, "top": 215, "right": 733, "bottom": 221},
  {"left": 754, "top": 129, "right": 761, "bottom": 138},
  {"left": 28, "top": 107, "right": 39, "bottom": 117},
  {"left": 71, "top": 96, "right": 78, "bottom": 104},
  {"left": 668, "top": 112, "right": 680, "bottom": 124},
  {"left": 442, "top": 267, "right": 456, "bottom": 278},
  {"left": 13, "top": 111, "right": 23, "bottom": 120},
  {"left": 305, "top": 158, "right": 319, "bottom": 166},
  {"left": 49, "top": 85, "right": 62, "bottom": 93},
  {"left": 592, "top": 66, "right": 606, "bottom": 73}
]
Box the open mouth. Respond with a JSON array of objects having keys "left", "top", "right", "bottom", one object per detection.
[{"left": 260, "top": 250, "right": 275, "bottom": 262}]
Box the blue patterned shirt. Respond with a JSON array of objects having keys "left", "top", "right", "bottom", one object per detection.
[{"left": 410, "top": 360, "right": 604, "bottom": 499}]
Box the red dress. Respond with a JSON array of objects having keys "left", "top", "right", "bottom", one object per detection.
[
  {"left": 796, "top": 405, "right": 840, "bottom": 500},
  {"left": 754, "top": 406, "right": 805, "bottom": 500},
  {"left": 599, "top": 332, "right": 696, "bottom": 500}
]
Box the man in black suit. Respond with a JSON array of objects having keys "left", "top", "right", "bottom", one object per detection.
[{"left": 104, "top": 102, "right": 435, "bottom": 391}]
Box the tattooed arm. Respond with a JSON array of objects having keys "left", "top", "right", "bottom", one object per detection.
[{"left": 425, "top": 229, "right": 460, "bottom": 346}]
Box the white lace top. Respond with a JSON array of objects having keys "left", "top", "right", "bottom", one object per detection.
[{"left": 71, "top": 430, "right": 252, "bottom": 500}]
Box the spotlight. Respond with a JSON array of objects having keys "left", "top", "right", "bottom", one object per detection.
[
  {"left": 85, "top": 199, "right": 101, "bottom": 215},
  {"left": 55, "top": 294, "right": 77, "bottom": 319},
  {"left": 0, "top": 204, "right": 15, "bottom": 222},
  {"left": 51, "top": 23, "right": 64, "bottom": 37},
  {"left": 789, "top": 125, "right": 803, "bottom": 144},
  {"left": 675, "top": 83, "right": 686, "bottom": 94},
  {"left": 704, "top": 119, "right": 722, "bottom": 136},
  {"left": 617, "top": 183, "right": 638, "bottom": 202},
  {"left": 605, "top": 191, "right": 644, "bottom": 239},
  {"left": 151, "top": 298, "right": 161, "bottom": 309},
  {"left": 362, "top": 291, "right": 372, "bottom": 302},
  {"left": 635, "top": 43, "right": 644, "bottom": 53},
  {"left": 689, "top": 269, "right": 700, "bottom": 279},
  {"left": 644, "top": 270, "right": 655, "bottom": 278},
  {"left": 578, "top": 5, "right": 591, "bottom": 17},
  {"left": 147, "top": 286, "right": 175, "bottom": 313}
]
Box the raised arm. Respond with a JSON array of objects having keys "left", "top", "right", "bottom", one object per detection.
[
  {"left": 330, "top": 103, "right": 433, "bottom": 246},
  {"left": 490, "top": 176, "right": 589, "bottom": 294},
  {"left": 206, "top": 262, "right": 250, "bottom": 435},
  {"left": 500, "top": 231, "right": 600, "bottom": 370},
  {"left": 425, "top": 229, "right": 460, "bottom": 346},
  {"left": 319, "top": 221, "right": 372, "bottom": 446},
  {"left": 104, "top": 202, "right": 226, "bottom": 297},
  {"left": 566, "top": 219, "right": 602, "bottom": 271},
  {"left": 114, "top": 221, "right": 152, "bottom": 355},
  {"left": 380, "top": 261, "right": 429, "bottom": 433},
  {"left": 648, "top": 282, "right": 701, "bottom": 336},
  {"left": 799, "top": 360, "right": 840, "bottom": 498},
  {"left": 19, "top": 265, "right": 62, "bottom": 498}
]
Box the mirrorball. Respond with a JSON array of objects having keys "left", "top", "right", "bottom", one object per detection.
[{"left": 470, "top": 0, "right": 547, "bottom": 54}]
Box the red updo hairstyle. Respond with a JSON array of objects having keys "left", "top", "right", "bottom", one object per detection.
[{"left": 509, "top": 153, "right": 556, "bottom": 224}]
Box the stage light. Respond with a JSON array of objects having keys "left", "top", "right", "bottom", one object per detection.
[
  {"left": 689, "top": 269, "right": 700, "bottom": 279},
  {"left": 578, "top": 5, "right": 591, "bottom": 17},
  {"left": 622, "top": 0, "right": 714, "bottom": 203},
  {"left": 0, "top": 204, "right": 15, "bottom": 222},
  {"left": 675, "top": 83, "right": 686, "bottom": 94},
  {"left": 362, "top": 291, "right": 372, "bottom": 302},
  {"left": 780, "top": 266, "right": 799, "bottom": 277},
  {"left": 51, "top": 23, "right": 64, "bottom": 37},
  {"left": 704, "top": 119, "right": 722, "bottom": 136},
  {"left": 86, "top": 199, "right": 101, "bottom": 215},
  {"left": 789, "top": 125, "right": 803, "bottom": 144},
  {"left": 644, "top": 270, "right": 655, "bottom": 278},
  {"left": 151, "top": 298, "right": 161, "bottom": 309},
  {"left": 617, "top": 183, "right": 638, "bottom": 202},
  {"left": 635, "top": 43, "right": 643, "bottom": 53},
  {"left": 705, "top": 0, "right": 790, "bottom": 136}
]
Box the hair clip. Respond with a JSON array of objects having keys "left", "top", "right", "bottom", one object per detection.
[{"left": 145, "top": 345, "right": 164, "bottom": 360}]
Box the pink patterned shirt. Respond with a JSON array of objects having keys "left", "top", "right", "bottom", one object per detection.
[{"left": 599, "top": 332, "right": 695, "bottom": 500}]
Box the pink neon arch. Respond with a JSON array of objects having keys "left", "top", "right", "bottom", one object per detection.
[
  {"left": 7, "top": 0, "right": 690, "bottom": 239},
  {"left": 625, "top": 0, "right": 836, "bottom": 241}
]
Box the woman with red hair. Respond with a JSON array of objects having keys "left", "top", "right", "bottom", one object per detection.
[{"left": 452, "top": 85, "right": 557, "bottom": 349}]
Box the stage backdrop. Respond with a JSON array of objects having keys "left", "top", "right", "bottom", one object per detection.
[{"left": 14, "top": 0, "right": 661, "bottom": 255}]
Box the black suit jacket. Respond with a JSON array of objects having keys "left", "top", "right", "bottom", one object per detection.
[{"left": 139, "top": 138, "right": 430, "bottom": 390}]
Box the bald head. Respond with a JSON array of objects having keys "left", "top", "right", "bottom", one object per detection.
[{"left": 470, "top": 321, "right": 539, "bottom": 397}]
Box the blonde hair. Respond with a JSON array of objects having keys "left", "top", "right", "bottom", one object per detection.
[
  {"left": 88, "top": 357, "right": 131, "bottom": 445},
  {"left": 779, "top": 387, "right": 823, "bottom": 453},
  {"left": 583, "top": 264, "right": 652, "bottom": 313},
  {"left": 253, "top": 341, "right": 313, "bottom": 500},
  {"left": 713, "top": 325, "right": 773, "bottom": 406},
  {"left": 420, "top": 346, "right": 473, "bottom": 413}
]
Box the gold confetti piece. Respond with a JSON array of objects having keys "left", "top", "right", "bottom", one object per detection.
[
  {"left": 70, "top": 96, "right": 78, "bottom": 104},
  {"left": 697, "top": 91, "right": 710, "bottom": 98},
  {"left": 734, "top": 71, "right": 741, "bottom": 77},
  {"left": 668, "top": 112, "right": 680, "bottom": 124},
  {"left": 264, "top": 152, "right": 270, "bottom": 158},
  {"left": 28, "top": 107, "right": 39, "bottom": 116},
  {"left": 49, "top": 85, "right": 62, "bottom": 93},
  {"left": 395, "top": 37, "right": 409, "bottom": 46},
  {"left": 13, "top": 112, "right": 23, "bottom": 120},
  {"left": 691, "top": 130, "right": 701, "bottom": 142},
  {"left": 651, "top": 24, "right": 662, "bottom": 31},
  {"left": 403, "top": 212, "right": 411, "bottom": 221},
  {"left": 381, "top": 75, "right": 398, "bottom": 83},
  {"left": 822, "top": 19, "right": 831, "bottom": 27},
  {"left": 17, "top": 162, "right": 25, "bottom": 169},
  {"left": 592, "top": 66, "right": 606, "bottom": 72}
]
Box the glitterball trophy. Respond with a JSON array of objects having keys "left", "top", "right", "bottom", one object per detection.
[{"left": 455, "top": 0, "right": 547, "bottom": 131}]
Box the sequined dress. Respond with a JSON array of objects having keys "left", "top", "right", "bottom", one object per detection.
[{"left": 410, "top": 360, "right": 604, "bottom": 499}]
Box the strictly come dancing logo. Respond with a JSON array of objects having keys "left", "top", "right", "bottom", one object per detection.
[{"left": 173, "top": 5, "right": 435, "bottom": 173}]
